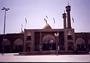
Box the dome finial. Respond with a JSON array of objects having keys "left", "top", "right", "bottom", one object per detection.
[{"left": 44, "top": 18, "right": 47, "bottom": 24}]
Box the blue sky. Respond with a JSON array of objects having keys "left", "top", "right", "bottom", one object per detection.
[{"left": 0, "top": 0, "right": 90, "bottom": 34}]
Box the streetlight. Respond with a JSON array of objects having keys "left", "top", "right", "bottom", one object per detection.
[
  {"left": 1, "top": 7, "right": 10, "bottom": 54},
  {"left": 54, "top": 32, "right": 59, "bottom": 55},
  {"left": 1, "top": 7, "right": 10, "bottom": 34}
]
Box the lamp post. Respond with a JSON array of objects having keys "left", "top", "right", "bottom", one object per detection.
[
  {"left": 1, "top": 7, "right": 10, "bottom": 34},
  {"left": 1, "top": 7, "right": 10, "bottom": 54},
  {"left": 54, "top": 32, "right": 59, "bottom": 55}
]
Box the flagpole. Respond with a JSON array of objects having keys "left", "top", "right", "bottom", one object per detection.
[
  {"left": 21, "top": 24, "right": 23, "bottom": 32},
  {"left": 1, "top": 7, "right": 10, "bottom": 35},
  {"left": 44, "top": 18, "right": 47, "bottom": 24},
  {"left": 1, "top": 7, "right": 10, "bottom": 55},
  {"left": 72, "top": 17, "right": 74, "bottom": 28},
  {"left": 53, "top": 18, "right": 55, "bottom": 29},
  {"left": 25, "top": 18, "right": 27, "bottom": 29}
]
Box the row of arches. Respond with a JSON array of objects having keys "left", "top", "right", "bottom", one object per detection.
[
  {"left": 1, "top": 38, "right": 23, "bottom": 53},
  {"left": 76, "top": 38, "right": 90, "bottom": 51},
  {"left": 2, "top": 38, "right": 23, "bottom": 45},
  {"left": 1, "top": 37, "right": 90, "bottom": 53}
]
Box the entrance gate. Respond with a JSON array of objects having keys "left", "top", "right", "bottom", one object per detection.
[{"left": 42, "top": 34, "right": 56, "bottom": 51}]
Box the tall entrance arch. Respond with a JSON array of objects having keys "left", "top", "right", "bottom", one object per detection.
[
  {"left": 2, "top": 39, "right": 11, "bottom": 53},
  {"left": 42, "top": 34, "right": 56, "bottom": 51}
]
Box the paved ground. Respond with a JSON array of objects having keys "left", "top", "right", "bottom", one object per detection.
[{"left": 0, "top": 53, "right": 90, "bottom": 62}]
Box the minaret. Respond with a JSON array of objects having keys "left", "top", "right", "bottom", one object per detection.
[
  {"left": 62, "top": 11, "right": 66, "bottom": 29},
  {"left": 66, "top": 5, "right": 71, "bottom": 29}
]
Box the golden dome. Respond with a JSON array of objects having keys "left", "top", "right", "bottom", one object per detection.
[{"left": 43, "top": 23, "right": 52, "bottom": 29}]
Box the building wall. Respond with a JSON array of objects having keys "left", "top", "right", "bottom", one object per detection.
[{"left": 0, "top": 31, "right": 90, "bottom": 54}]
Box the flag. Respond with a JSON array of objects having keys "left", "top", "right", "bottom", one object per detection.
[
  {"left": 44, "top": 18, "right": 47, "bottom": 23},
  {"left": 25, "top": 17, "right": 28, "bottom": 29},
  {"left": 21, "top": 24, "right": 23, "bottom": 32},
  {"left": 46, "top": 16, "right": 48, "bottom": 19},
  {"left": 25, "top": 18, "right": 27, "bottom": 24},
  {"left": 72, "top": 17, "right": 74, "bottom": 23},
  {"left": 53, "top": 18, "right": 55, "bottom": 24}
]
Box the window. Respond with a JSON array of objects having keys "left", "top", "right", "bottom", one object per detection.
[
  {"left": 68, "top": 42, "right": 74, "bottom": 51},
  {"left": 67, "top": 35, "right": 73, "bottom": 40},
  {"left": 26, "top": 36, "right": 31, "bottom": 40},
  {"left": 26, "top": 43, "right": 31, "bottom": 52}
]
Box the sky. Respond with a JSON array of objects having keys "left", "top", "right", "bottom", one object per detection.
[{"left": 0, "top": 0, "right": 90, "bottom": 34}]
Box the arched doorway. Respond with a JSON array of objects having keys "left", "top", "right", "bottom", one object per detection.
[
  {"left": 25, "top": 42, "right": 31, "bottom": 52},
  {"left": 14, "top": 38, "right": 23, "bottom": 52},
  {"left": 76, "top": 38, "right": 86, "bottom": 51},
  {"left": 2, "top": 39, "right": 11, "bottom": 53},
  {"left": 88, "top": 39, "right": 90, "bottom": 51},
  {"left": 42, "top": 34, "right": 56, "bottom": 51}
]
